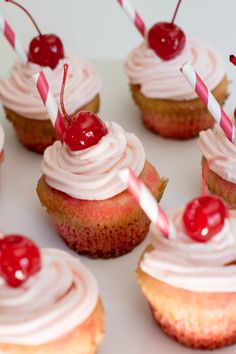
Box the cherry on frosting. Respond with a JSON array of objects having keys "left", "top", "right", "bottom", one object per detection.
[
  {"left": 5, "top": 0, "right": 64, "bottom": 69},
  {"left": 147, "top": 0, "right": 186, "bottom": 60},
  {"left": 183, "top": 196, "right": 228, "bottom": 243},
  {"left": 60, "top": 64, "right": 108, "bottom": 151},
  {"left": 0, "top": 235, "right": 41, "bottom": 287}
]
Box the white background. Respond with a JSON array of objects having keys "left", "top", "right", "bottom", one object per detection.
[
  {"left": 0, "top": 0, "right": 235, "bottom": 61},
  {"left": 0, "top": 1, "right": 236, "bottom": 354}
]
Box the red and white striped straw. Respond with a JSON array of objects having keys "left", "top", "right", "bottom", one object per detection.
[
  {"left": 33, "top": 71, "right": 65, "bottom": 140},
  {"left": 119, "top": 168, "right": 176, "bottom": 239},
  {"left": 180, "top": 62, "right": 235, "bottom": 142},
  {"left": 117, "top": 0, "right": 147, "bottom": 38},
  {"left": 0, "top": 12, "right": 27, "bottom": 63}
]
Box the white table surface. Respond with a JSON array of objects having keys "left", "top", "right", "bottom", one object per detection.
[{"left": 0, "top": 59, "right": 236, "bottom": 354}]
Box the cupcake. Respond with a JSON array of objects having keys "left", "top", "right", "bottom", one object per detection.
[
  {"left": 0, "top": 234, "right": 104, "bottom": 354},
  {"left": 36, "top": 92, "right": 167, "bottom": 258},
  {"left": 198, "top": 57, "right": 236, "bottom": 208},
  {"left": 0, "top": 58, "right": 101, "bottom": 154},
  {"left": 198, "top": 124, "right": 236, "bottom": 208},
  {"left": 0, "top": 2, "right": 101, "bottom": 153},
  {"left": 124, "top": 2, "right": 228, "bottom": 139},
  {"left": 137, "top": 194, "right": 236, "bottom": 349}
]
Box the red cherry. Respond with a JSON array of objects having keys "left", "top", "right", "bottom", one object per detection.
[
  {"left": 28, "top": 34, "right": 64, "bottom": 70},
  {"left": 148, "top": 22, "right": 186, "bottom": 60},
  {"left": 230, "top": 54, "right": 236, "bottom": 66},
  {"left": 0, "top": 235, "right": 41, "bottom": 288},
  {"left": 147, "top": 0, "right": 185, "bottom": 60},
  {"left": 183, "top": 196, "right": 228, "bottom": 243},
  {"left": 63, "top": 112, "right": 108, "bottom": 151},
  {"left": 5, "top": 0, "right": 64, "bottom": 69},
  {"left": 59, "top": 64, "right": 107, "bottom": 151}
]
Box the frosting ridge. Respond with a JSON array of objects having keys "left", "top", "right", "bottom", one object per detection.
[
  {"left": 42, "top": 121, "right": 146, "bottom": 200},
  {"left": 141, "top": 209, "right": 236, "bottom": 292},
  {"left": 125, "top": 38, "right": 225, "bottom": 100},
  {"left": 0, "top": 56, "right": 101, "bottom": 120}
]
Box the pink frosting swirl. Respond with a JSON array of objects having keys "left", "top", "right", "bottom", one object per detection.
[
  {"left": 125, "top": 38, "right": 225, "bottom": 100},
  {"left": 198, "top": 124, "right": 236, "bottom": 183},
  {"left": 0, "top": 56, "right": 101, "bottom": 120},
  {"left": 42, "top": 121, "right": 145, "bottom": 200},
  {"left": 0, "top": 249, "right": 98, "bottom": 345},
  {"left": 141, "top": 209, "right": 236, "bottom": 292}
]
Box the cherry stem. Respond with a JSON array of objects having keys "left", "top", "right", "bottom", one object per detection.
[
  {"left": 202, "top": 156, "right": 226, "bottom": 196},
  {"left": 171, "top": 0, "right": 183, "bottom": 24},
  {"left": 60, "top": 64, "right": 71, "bottom": 126},
  {"left": 5, "top": 0, "right": 42, "bottom": 36}
]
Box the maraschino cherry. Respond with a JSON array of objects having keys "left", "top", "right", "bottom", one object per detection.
[
  {"left": 60, "top": 64, "right": 108, "bottom": 151},
  {"left": 230, "top": 54, "right": 236, "bottom": 66},
  {"left": 148, "top": 0, "right": 186, "bottom": 60},
  {"left": 183, "top": 196, "right": 228, "bottom": 242},
  {"left": 182, "top": 156, "right": 228, "bottom": 242},
  {"left": 0, "top": 235, "right": 41, "bottom": 287},
  {"left": 5, "top": 0, "right": 64, "bottom": 69}
]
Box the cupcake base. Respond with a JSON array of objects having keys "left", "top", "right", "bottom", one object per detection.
[
  {"left": 137, "top": 246, "right": 236, "bottom": 350},
  {"left": 130, "top": 77, "right": 228, "bottom": 139},
  {"left": 36, "top": 161, "right": 168, "bottom": 259},
  {"left": 4, "top": 94, "right": 100, "bottom": 154},
  {"left": 0, "top": 298, "right": 104, "bottom": 354},
  {"left": 202, "top": 157, "right": 236, "bottom": 209}
]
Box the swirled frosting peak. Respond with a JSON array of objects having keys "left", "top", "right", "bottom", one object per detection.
[
  {"left": 125, "top": 38, "right": 225, "bottom": 100},
  {"left": 0, "top": 56, "right": 101, "bottom": 120},
  {"left": 0, "top": 249, "right": 98, "bottom": 345},
  {"left": 198, "top": 124, "right": 236, "bottom": 183},
  {"left": 42, "top": 121, "right": 145, "bottom": 200},
  {"left": 141, "top": 209, "right": 236, "bottom": 292}
]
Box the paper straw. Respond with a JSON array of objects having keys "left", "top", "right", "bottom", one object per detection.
[
  {"left": 117, "top": 0, "right": 147, "bottom": 38},
  {"left": 119, "top": 168, "right": 176, "bottom": 239},
  {"left": 180, "top": 62, "right": 235, "bottom": 142},
  {"left": 33, "top": 71, "right": 65, "bottom": 140},
  {"left": 0, "top": 12, "right": 27, "bottom": 63}
]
